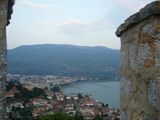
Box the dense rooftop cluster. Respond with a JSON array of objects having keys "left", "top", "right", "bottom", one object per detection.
[{"left": 6, "top": 78, "right": 120, "bottom": 120}]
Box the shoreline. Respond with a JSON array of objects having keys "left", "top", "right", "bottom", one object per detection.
[
  {"left": 61, "top": 79, "right": 119, "bottom": 88},
  {"left": 61, "top": 80, "right": 120, "bottom": 108}
]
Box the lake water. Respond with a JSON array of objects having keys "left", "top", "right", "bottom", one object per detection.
[{"left": 62, "top": 81, "right": 120, "bottom": 108}]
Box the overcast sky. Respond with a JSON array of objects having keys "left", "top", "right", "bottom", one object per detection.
[{"left": 7, "top": 0, "right": 155, "bottom": 49}]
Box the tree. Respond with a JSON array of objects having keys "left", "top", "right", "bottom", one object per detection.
[
  {"left": 77, "top": 93, "right": 84, "bottom": 99},
  {"left": 74, "top": 112, "right": 84, "bottom": 120},
  {"left": 6, "top": 80, "right": 22, "bottom": 91},
  {"left": 15, "top": 86, "right": 46, "bottom": 102},
  {"left": 93, "top": 115, "right": 103, "bottom": 120},
  {"left": 105, "top": 104, "right": 109, "bottom": 107},
  {"left": 17, "top": 107, "right": 33, "bottom": 120},
  {"left": 39, "top": 113, "right": 74, "bottom": 120},
  {"left": 32, "top": 87, "right": 46, "bottom": 97},
  {"left": 10, "top": 107, "right": 33, "bottom": 120},
  {"left": 51, "top": 84, "right": 60, "bottom": 92}
]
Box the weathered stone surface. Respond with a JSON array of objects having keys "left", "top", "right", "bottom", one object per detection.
[
  {"left": 116, "top": 1, "right": 160, "bottom": 120},
  {"left": 116, "top": 1, "right": 160, "bottom": 37},
  {"left": 138, "top": 22, "right": 156, "bottom": 68},
  {"left": 148, "top": 78, "right": 160, "bottom": 111},
  {"left": 0, "top": 0, "right": 13, "bottom": 119}
]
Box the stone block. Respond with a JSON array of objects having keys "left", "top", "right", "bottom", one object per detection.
[{"left": 148, "top": 78, "right": 160, "bottom": 111}]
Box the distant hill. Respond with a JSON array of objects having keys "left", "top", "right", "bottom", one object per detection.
[{"left": 7, "top": 44, "right": 120, "bottom": 78}]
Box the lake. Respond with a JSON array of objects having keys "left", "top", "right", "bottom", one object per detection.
[{"left": 62, "top": 80, "right": 120, "bottom": 108}]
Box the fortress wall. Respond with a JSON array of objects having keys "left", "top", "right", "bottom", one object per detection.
[{"left": 116, "top": 1, "right": 160, "bottom": 120}]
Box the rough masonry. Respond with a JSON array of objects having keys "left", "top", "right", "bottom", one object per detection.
[
  {"left": 0, "top": 0, "right": 14, "bottom": 119},
  {"left": 116, "top": 1, "right": 160, "bottom": 120}
]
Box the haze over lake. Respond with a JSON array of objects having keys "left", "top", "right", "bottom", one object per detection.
[{"left": 62, "top": 81, "right": 120, "bottom": 108}]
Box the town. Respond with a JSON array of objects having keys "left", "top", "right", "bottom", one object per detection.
[
  {"left": 6, "top": 74, "right": 120, "bottom": 120},
  {"left": 7, "top": 74, "right": 95, "bottom": 90}
]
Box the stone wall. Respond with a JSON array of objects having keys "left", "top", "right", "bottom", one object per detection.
[
  {"left": 0, "top": 1, "right": 8, "bottom": 119},
  {"left": 116, "top": 1, "right": 160, "bottom": 120},
  {"left": 0, "top": 0, "right": 14, "bottom": 119}
]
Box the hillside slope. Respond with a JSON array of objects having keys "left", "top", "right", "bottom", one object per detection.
[{"left": 7, "top": 44, "right": 120, "bottom": 78}]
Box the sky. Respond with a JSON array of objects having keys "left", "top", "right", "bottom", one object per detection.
[{"left": 7, "top": 0, "right": 155, "bottom": 49}]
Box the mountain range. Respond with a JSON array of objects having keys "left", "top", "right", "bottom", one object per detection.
[{"left": 7, "top": 44, "right": 120, "bottom": 79}]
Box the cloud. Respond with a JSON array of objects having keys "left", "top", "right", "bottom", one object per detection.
[
  {"left": 103, "top": 0, "right": 156, "bottom": 26},
  {"left": 57, "top": 20, "right": 88, "bottom": 37},
  {"left": 112, "top": 0, "right": 155, "bottom": 13},
  {"left": 88, "top": 21, "right": 112, "bottom": 32},
  {"left": 57, "top": 20, "right": 112, "bottom": 37},
  {"left": 16, "top": 0, "right": 55, "bottom": 8}
]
